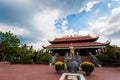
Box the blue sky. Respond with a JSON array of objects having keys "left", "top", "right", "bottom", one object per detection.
[{"left": 0, "top": 0, "right": 120, "bottom": 49}]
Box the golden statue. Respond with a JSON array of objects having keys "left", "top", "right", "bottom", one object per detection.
[{"left": 69, "top": 44, "right": 74, "bottom": 60}]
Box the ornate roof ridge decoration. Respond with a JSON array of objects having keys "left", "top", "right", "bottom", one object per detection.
[
  {"left": 42, "top": 43, "right": 45, "bottom": 48},
  {"left": 95, "top": 35, "right": 99, "bottom": 38},
  {"left": 44, "top": 35, "right": 108, "bottom": 50},
  {"left": 55, "top": 35, "right": 91, "bottom": 39},
  {"left": 48, "top": 39, "right": 51, "bottom": 42},
  {"left": 88, "top": 33, "right": 90, "bottom": 36},
  {"left": 54, "top": 36, "right": 57, "bottom": 39},
  {"left": 49, "top": 35, "right": 99, "bottom": 43},
  {"left": 61, "top": 34, "right": 80, "bottom": 38},
  {"left": 105, "top": 39, "right": 111, "bottom": 44}
]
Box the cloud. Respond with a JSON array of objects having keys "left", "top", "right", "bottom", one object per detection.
[
  {"left": 0, "top": 23, "right": 30, "bottom": 36},
  {"left": 108, "top": 3, "right": 112, "bottom": 8},
  {"left": 87, "top": 7, "right": 120, "bottom": 45},
  {"left": 29, "top": 9, "right": 61, "bottom": 48},
  {"left": 80, "top": 0, "right": 101, "bottom": 12},
  {"left": 0, "top": 0, "right": 104, "bottom": 49},
  {"left": 109, "top": 7, "right": 120, "bottom": 23}
]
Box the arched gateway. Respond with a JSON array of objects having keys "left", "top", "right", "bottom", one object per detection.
[{"left": 44, "top": 35, "right": 110, "bottom": 62}]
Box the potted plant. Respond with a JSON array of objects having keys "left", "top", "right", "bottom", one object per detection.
[
  {"left": 55, "top": 61, "right": 64, "bottom": 73},
  {"left": 81, "top": 62, "right": 95, "bottom": 75}
]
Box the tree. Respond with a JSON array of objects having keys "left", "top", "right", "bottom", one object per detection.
[
  {"left": 0, "top": 31, "right": 52, "bottom": 64},
  {"left": 0, "top": 31, "right": 20, "bottom": 61},
  {"left": 105, "top": 45, "right": 120, "bottom": 65}
]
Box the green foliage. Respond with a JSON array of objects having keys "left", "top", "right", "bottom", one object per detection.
[
  {"left": 81, "top": 62, "right": 95, "bottom": 75},
  {"left": 55, "top": 61, "right": 64, "bottom": 72},
  {"left": 11, "top": 49, "right": 52, "bottom": 64},
  {"left": 95, "top": 54, "right": 108, "bottom": 65},
  {"left": 0, "top": 31, "right": 20, "bottom": 61},
  {"left": 0, "top": 31, "right": 20, "bottom": 47},
  {"left": 116, "top": 51, "right": 120, "bottom": 65},
  {"left": 95, "top": 45, "right": 120, "bottom": 66},
  {"left": 105, "top": 45, "right": 120, "bottom": 66},
  {"left": 0, "top": 31, "right": 52, "bottom": 64},
  {"left": 11, "top": 57, "right": 23, "bottom": 64},
  {"left": 33, "top": 50, "right": 52, "bottom": 64},
  {"left": 105, "top": 45, "right": 117, "bottom": 54},
  {"left": 43, "top": 53, "right": 52, "bottom": 64}
]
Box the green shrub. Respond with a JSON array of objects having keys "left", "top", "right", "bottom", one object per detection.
[
  {"left": 0, "top": 54, "right": 4, "bottom": 61},
  {"left": 43, "top": 53, "right": 52, "bottom": 64},
  {"left": 95, "top": 54, "right": 108, "bottom": 65},
  {"left": 23, "top": 60, "right": 33, "bottom": 64},
  {"left": 11, "top": 57, "right": 23, "bottom": 64},
  {"left": 55, "top": 61, "right": 64, "bottom": 72},
  {"left": 105, "top": 45, "right": 120, "bottom": 66},
  {"left": 34, "top": 61, "right": 42, "bottom": 64},
  {"left": 81, "top": 62, "right": 95, "bottom": 75},
  {"left": 107, "top": 52, "right": 117, "bottom": 63}
]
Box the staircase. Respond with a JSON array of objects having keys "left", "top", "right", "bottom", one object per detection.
[{"left": 81, "top": 56, "right": 91, "bottom": 62}]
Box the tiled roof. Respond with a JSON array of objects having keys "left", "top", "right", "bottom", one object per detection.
[
  {"left": 45, "top": 42, "right": 105, "bottom": 49},
  {"left": 49, "top": 35, "right": 98, "bottom": 43}
]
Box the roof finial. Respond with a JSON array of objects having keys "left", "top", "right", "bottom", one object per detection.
[
  {"left": 55, "top": 36, "right": 57, "bottom": 39},
  {"left": 105, "top": 39, "right": 111, "bottom": 44},
  {"left": 95, "top": 35, "right": 99, "bottom": 38},
  {"left": 88, "top": 33, "right": 90, "bottom": 36},
  {"left": 74, "top": 34, "right": 76, "bottom": 37},
  {"left": 42, "top": 43, "right": 45, "bottom": 48},
  {"left": 48, "top": 39, "right": 51, "bottom": 42},
  {"left": 67, "top": 35, "right": 69, "bottom": 37}
]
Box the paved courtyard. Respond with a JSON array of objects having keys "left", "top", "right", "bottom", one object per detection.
[{"left": 0, "top": 64, "right": 120, "bottom": 80}]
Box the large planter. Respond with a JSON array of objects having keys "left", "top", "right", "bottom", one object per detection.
[
  {"left": 81, "top": 62, "right": 95, "bottom": 75},
  {"left": 55, "top": 61, "right": 64, "bottom": 73}
]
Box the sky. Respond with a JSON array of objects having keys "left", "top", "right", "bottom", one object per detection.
[{"left": 0, "top": 0, "right": 120, "bottom": 49}]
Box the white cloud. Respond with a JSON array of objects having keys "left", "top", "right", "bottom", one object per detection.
[
  {"left": 0, "top": 23, "right": 30, "bottom": 36},
  {"left": 111, "top": 39, "right": 120, "bottom": 46},
  {"left": 27, "top": 9, "right": 62, "bottom": 48},
  {"left": 32, "top": 9, "right": 61, "bottom": 37},
  {"left": 27, "top": 41, "right": 46, "bottom": 50},
  {"left": 109, "top": 7, "right": 120, "bottom": 23},
  {"left": 31, "top": 10, "right": 78, "bottom": 47},
  {"left": 80, "top": 1, "right": 101, "bottom": 12},
  {"left": 108, "top": 3, "right": 112, "bottom": 8},
  {"left": 58, "top": 19, "right": 79, "bottom": 37},
  {"left": 88, "top": 20, "right": 107, "bottom": 35},
  {"left": 87, "top": 7, "right": 120, "bottom": 46},
  {"left": 0, "top": 0, "right": 108, "bottom": 49}
]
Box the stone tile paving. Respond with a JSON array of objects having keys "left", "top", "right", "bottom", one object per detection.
[{"left": 0, "top": 64, "right": 120, "bottom": 80}]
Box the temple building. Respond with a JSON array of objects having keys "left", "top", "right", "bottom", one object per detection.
[{"left": 44, "top": 35, "right": 110, "bottom": 61}]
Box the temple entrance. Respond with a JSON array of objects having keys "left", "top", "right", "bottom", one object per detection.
[
  {"left": 52, "top": 49, "right": 69, "bottom": 56},
  {"left": 53, "top": 49, "right": 89, "bottom": 56},
  {"left": 76, "top": 49, "right": 88, "bottom": 56}
]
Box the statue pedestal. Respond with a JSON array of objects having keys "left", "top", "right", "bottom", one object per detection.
[
  {"left": 59, "top": 73, "right": 85, "bottom": 80},
  {"left": 67, "top": 59, "right": 79, "bottom": 73}
]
